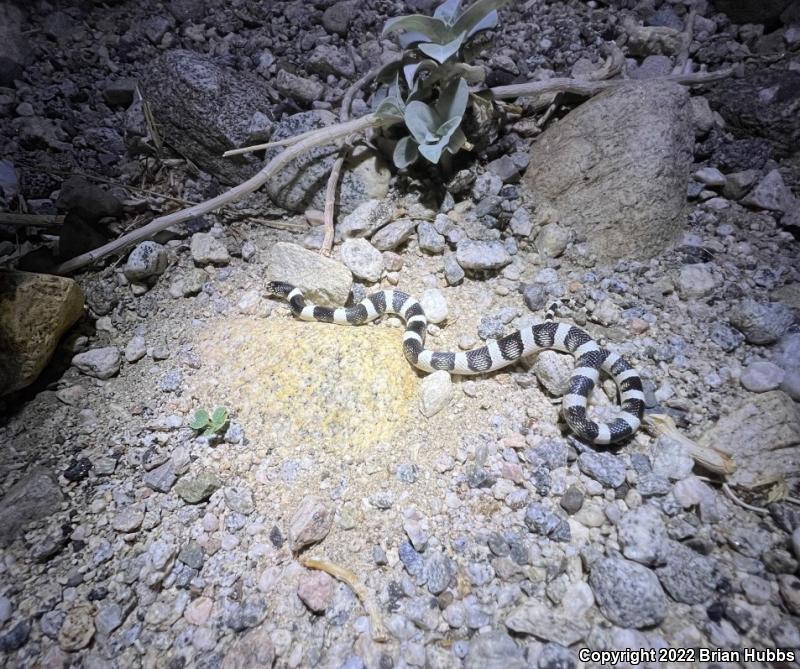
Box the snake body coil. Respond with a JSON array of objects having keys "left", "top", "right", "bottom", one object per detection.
[{"left": 267, "top": 282, "right": 645, "bottom": 444}]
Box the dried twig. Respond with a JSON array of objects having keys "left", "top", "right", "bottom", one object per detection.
[
  {"left": 586, "top": 42, "right": 626, "bottom": 81},
  {"left": 321, "top": 66, "right": 382, "bottom": 257},
  {"left": 221, "top": 129, "right": 324, "bottom": 157},
  {"left": 722, "top": 483, "right": 770, "bottom": 515},
  {"left": 54, "top": 113, "right": 385, "bottom": 274},
  {"left": 491, "top": 67, "right": 734, "bottom": 100},
  {"left": 0, "top": 213, "right": 65, "bottom": 228},
  {"left": 675, "top": 7, "right": 698, "bottom": 74},
  {"left": 299, "top": 556, "right": 387, "bottom": 642},
  {"left": 246, "top": 216, "right": 308, "bottom": 232}
]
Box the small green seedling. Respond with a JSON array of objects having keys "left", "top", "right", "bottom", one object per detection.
[{"left": 190, "top": 407, "right": 229, "bottom": 437}]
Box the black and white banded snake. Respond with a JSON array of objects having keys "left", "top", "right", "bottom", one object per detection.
[{"left": 266, "top": 282, "right": 645, "bottom": 444}]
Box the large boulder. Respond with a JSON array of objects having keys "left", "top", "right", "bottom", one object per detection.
[
  {"left": 264, "top": 110, "right": 390, "bottom": 214},
  {"left": 523, "top": 82, "right": 692, "bottom": 263},
  {"left": 0, "top": 271, "right": 84, "bottom": 395},
  {"left": 141, "top": 50, "right": 273, "bottom": 185},
  {"left": 707, "top": 69, "right": 800, "bottom": 158}
]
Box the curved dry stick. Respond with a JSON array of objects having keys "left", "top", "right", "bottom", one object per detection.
[
  {"left": 54, "top": 113, "right": 385, "bottom": 274},
  {"left": 300, "top": 556, "right": 387, "bottom": 642},
  {"left": 321, "top": 66, "right": 383, "bottom": 257},
  {"left": 222, "top": 128, "right": 325, "bottom": 157},
  {"left": 675, "top": 7, "right": 698, "bottom": 75},
  {"left": 586, "top": 42, "right": 625, "bottom": 82}
]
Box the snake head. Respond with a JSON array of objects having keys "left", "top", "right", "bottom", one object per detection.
[{"left": 265, "top": 281, "right": 294, "bottom": 298}]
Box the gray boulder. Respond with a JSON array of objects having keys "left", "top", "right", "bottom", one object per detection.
[
  {"left": 264, "top": 111, "right": 390, "bottom": 214},
  {"left": 523, "top": 82, "right": 692, "bottom": 262},
  {"left": 141, "top": 50, "right": 273, "bottom": 185}
]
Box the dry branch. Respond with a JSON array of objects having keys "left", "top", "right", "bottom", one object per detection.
[
  {"left": 322, "top": 66, "right": 382, "bottom": 257},
  {"left": 490, "top": 67, "right": 733, "bottom": 99},
  {"left": 221, "top": 128, "right": 324, "bottom": 157},
  {"left": 0, "top": 213, "right": 65, "bottom": 228},
  {"left": 54, "top": 113, "right": 385, "bottom": 274},
  {"left": 299, "top": 556, "right": 387, "bottom": 642}
]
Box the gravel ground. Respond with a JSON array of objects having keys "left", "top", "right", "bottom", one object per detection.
[{"left": 1, "top": 0, "right": 799, "bottom": 667}]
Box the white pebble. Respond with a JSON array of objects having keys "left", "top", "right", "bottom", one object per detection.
[
  {"left": 420, "top": 370, "right": 452, "bottom": 418},
  {"left": 420, "top": 288, "right": 448, "bottom": 324}
]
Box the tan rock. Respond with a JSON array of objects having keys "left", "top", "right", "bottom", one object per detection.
[
  {"left": 523, "top": 82, "right": 691, "bottom": 262},
  {"left": 0, "top": 271, "right": 84, "bottom": 395},
  {"left": 701, "top": 390, "right": 800, "bottom": 489}
]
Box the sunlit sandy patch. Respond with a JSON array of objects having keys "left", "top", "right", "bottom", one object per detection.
[{"left": 190, "top": 317, "right": 419, "bottom": 453}]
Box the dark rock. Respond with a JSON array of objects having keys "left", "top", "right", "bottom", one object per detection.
[
  {"left": 178, "top": 541, "right": 204, "bottom": 569},
  {"left": 525, "top": 503, "right": 571, "bottom": 541},
  {"left": 56, "top": 176, "right": 123, "bottom": 220},
  {"left": 589, "top": 557, "right": 667, "bottom": 628},
  {"left": 713, "top": 0, "right": 792, "bottom": 27},
  {"left": 0, "top": 468, "right": 63, "bottom": 547},
  {"left": 141, "top": 50, "right": 272, "bottom": 185},
  {"left": 578, "top": 451, "right": 626, "bottom": 488},
  {"left": 64, "top": 458, "right": 93, "bottom": 482},
  {"left": 560, "top": 486, "right": 584, "bottom": 514},
  {"left": 656, "top": 541, "right": 718, "bottom": 604},
  {"left": 322, "top": 1, "right": 356, "bottom": 35},
  {"left": 0, "top": 5, "right": 31, "bottom": 87},
  {"left": 168, "top": 0, "right": 206, "bottom": 23},
  {"left": 103, "top": 79, "right": 138, "bottom": 108},
  {"left": 707, "top": 69, "right": 800, "bottom": 157},
  {"left": 0, "top": 620, "right": 30, "bottom": 652}
]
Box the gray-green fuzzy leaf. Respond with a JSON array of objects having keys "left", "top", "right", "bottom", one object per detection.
[
  {"left": 418, "top": 32, "right": 466, "bottom": 63},
  {"left": 419, "top": 138, "right": 448, "bottom": 163},
  {"left": 376, "top": 96, "right": 405, "bottom": 122},
  {"left": 382, "top": 14, "right": 450, "bottom": 42},
  {"left": 435, "top": 76, "right": 469, "bottom": 123},
  {"left": 434, "top": 0, "right": 463, "bottom": 24},
  {"left": 211, "top": 406, "right": 228, "bottom": 426},
  {"left": 452, "top": 0, "right": 510, "bottom": 37},
  {"left": 405, "top": 100, "right": 440, "bottom": 144},
  {"left": 190, "top": 409, "right": 209, "bottom": 430},
  {"left": 393, "top": 136, "right": 420, "bottom": 168}
]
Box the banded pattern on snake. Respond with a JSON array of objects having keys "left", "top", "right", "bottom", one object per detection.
[{"left": 266, "top": 281, "right": 645, "bottom": 444}]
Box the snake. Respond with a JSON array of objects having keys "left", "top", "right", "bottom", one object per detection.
[{"left": 266, "top": 281, "right": 645, "bottom": 444}]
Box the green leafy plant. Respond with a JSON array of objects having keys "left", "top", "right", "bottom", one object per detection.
[
  {"left": 190, "top": 406, "right": 229, "bottom": 437},
  {"left": 375, "top": 0, "right": 510, "bottom": 168}
]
